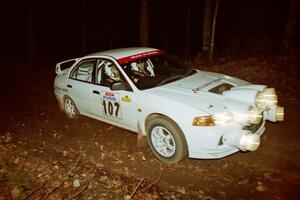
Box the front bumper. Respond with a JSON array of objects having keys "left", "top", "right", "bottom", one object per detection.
[{"left": 185, "top": 120, "right": 265, "bottom": 159}]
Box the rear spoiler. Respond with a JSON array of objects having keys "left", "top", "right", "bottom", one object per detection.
[{"left": 55, "top": 58, "right": 79, "bottom": 75}]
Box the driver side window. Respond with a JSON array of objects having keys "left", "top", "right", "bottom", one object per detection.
[
  {"left": 96, "top": 59, "right": 132, "bottom": 91},
  {"left": 96, "top": 59, "right": 123, "bottom": 87}
]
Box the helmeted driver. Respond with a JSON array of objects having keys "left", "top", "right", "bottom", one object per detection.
[
  {"left": 104, "top": 63, "right": 121, "bottom": 85},
  {"left": 131, "top": 61, "right": 154, "bottom": 82}
]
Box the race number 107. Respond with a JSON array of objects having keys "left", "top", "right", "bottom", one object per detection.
[{"left": 102, "top": 100, "right": 120, "bottom": 118}]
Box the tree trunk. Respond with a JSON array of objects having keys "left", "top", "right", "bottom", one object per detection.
[
  {"left": 185, "top": 0, "right": 191, "bottom": 56},
  {"left": 109, "top": 1, "right": 114, "bottom": 48},
  {"left": 27, "top": 0, "right": 38, "bottom": 67},
  {"left": 283, "top": 0, "right": 299, "bottom": 50},
  {"left": 80, "top": 0, "right": 87, "bottom": 55},
  {"left": 164, "top": 0, "right": 170, "bottom": 50},
  {"left": 202, "top": 0, "right": 213, "bottom": 57},
  {"left": 209, "top": 0, "right": 219, "bottom": 61},
  {"left": 140, "top": 0, "right": 149, "bottom": 46},
  {"left": 0, "top": 23, "right": 4, "bottom": 54}
]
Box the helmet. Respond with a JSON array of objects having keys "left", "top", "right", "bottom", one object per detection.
[
  {"left": 146, "top": 64, "right": 154, "bottom": 76},
  {"left": 131, "top": 62, "right": 139, "bottom": 72},
  {"left": 105, "top": 63, "right": 120, "bottom": 81},
  {"left": 131, "top": 61, "right": 155, "bottom": 76}
]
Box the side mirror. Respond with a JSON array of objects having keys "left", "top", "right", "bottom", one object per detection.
[{"left": 110, "top": 81, "right": 127, "bottom": 91}]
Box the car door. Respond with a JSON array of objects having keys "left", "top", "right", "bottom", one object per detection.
[
  {"left": 90, "top": 59, "right": 137, "bottom": 131},
  {"left": 66, "top": 58, "right": 96, "bottom": 115}
]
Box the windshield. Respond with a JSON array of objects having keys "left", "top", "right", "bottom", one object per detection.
[{"left": 120, "top": 53, "right": 194, "bottom": 90}]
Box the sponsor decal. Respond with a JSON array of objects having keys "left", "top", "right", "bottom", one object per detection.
[
  {"left": 103, "top": 92, "right": 117, "bottom": 102},
  {"left": 117, "top": 50, "right": 165, "bottom": 64},
  {"left": 121, "top": 95, "right": 131, "bottom": 103}
]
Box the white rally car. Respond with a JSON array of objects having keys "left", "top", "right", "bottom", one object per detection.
[{"left": 54, "top": 47, "right": 284, "bottom": 164}]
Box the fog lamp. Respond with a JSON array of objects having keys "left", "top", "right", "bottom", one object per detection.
[
  {"left": 276, "top": 106, "right": 284, "bottom": 121},
  {"left": 256, "top": 88, "right": 278, "bottom": 109},
  {"left": 240, "top": 133, "right": 260, "bottom": 151}
]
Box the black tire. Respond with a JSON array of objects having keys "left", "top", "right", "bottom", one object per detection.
[
  {"left": 63, "top": 97, "right": 80, "bottom": 119},
  {"left": 146, "top": 116, "right": 188, "bottom": 164}
]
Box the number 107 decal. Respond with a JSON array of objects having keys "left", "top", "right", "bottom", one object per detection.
[
  {"left": 102, "top": 100, "right": 121, "bottom": 118},
  {"left": 101, "top": 92, "right": 122, "bottom": 119}
]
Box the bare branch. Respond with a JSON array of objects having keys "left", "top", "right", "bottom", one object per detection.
[
  {"left": 129, "top": 178, "right": 144, "bottom": 199},
  {"left": 22, "top": 186, "right": 46, "bottom": 200},
  {"left": 141, "top": 161, "right": 163, "bottom": 192}
]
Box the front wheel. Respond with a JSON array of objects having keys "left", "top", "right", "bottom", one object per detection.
[{"left": 146, "top": 116, "right": 188, "bottom": 164}]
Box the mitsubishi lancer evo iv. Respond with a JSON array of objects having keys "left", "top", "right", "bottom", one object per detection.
[{"left": 54, "top": 47, "right": 284, "bottom": 164}]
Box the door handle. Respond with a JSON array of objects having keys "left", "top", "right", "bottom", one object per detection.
[
  {"left": 93, "top": 90, "right": 100, "bottom": 94},
  {"left": 67, "top": 84, "right": 72, "bottom": 88}
]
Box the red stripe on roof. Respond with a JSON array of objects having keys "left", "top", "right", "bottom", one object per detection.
[{"left": 117, "top": 50, "right": 165, "bottom": 64}]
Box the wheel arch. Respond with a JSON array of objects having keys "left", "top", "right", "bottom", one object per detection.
[
  {"left": 62, "top": 95, "right": 79, "bottom": 112},
  {"left": 145, "top": 113, "right": 162, "bottom": 132},
  {"left": 62, "top": 95, "right": 71, "bottom": 110},
  {"left": 144, "top": 113, "right": 187, "bottom": 142}
]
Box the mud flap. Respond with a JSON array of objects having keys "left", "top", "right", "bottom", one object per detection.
[{"left": 137, "top": 123, "right": 148, "bottom": 147}]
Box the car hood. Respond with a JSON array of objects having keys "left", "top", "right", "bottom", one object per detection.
[{"left": 145, "top": 71, "right": 262, "bottom": 114}]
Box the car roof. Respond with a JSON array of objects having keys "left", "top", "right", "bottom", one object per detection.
[{"left": 86, "top": 47, "right": 159, "bottom": 60}]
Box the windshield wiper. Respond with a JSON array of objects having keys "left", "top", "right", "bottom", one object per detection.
[
  {"left": 156, "top": 75, "right": 183, "bottom": 87},
  {"left": 182, "top": 69, "right": 197, "bottom": 78}
]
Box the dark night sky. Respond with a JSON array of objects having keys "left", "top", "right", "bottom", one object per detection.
[{"left": 0, "top": 0, "right": 298, "bottom": 64}]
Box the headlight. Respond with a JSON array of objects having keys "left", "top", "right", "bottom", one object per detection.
[
  {"left": 256, "top": 88, "right": 278, "bottom": 109},
  {"left": 247, "top": 107, "right": 262, "bottom": 124},
  {"left": 193, "top": 113, "right": 234, "bottom": 126},
  {"left": 232, "top": 107, "right": 262, "bottom": 125},
  {"left": 193, "top": 116, "right": 215, "bottom": 126},
  {"left": 213, "top": 112, "right": 234, "bottom": 125}
]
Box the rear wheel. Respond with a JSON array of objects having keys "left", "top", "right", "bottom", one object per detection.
[
  {"left": 147, "top": 116, "right": 188, "bottom": 164},
  {"left": 64, "top": 97, "right": 79, "bottom": 119}
]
